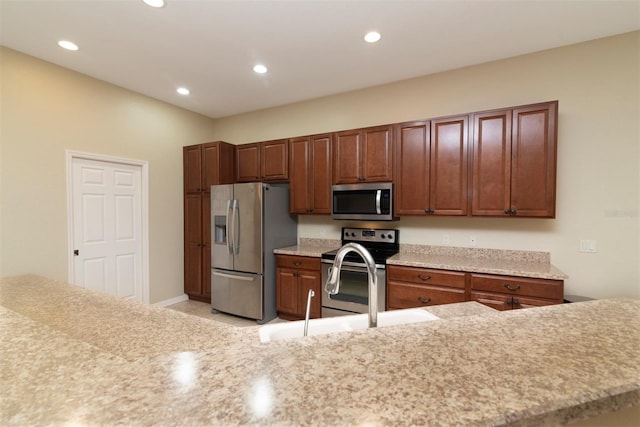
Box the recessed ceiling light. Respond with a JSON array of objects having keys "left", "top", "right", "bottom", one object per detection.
[
  {"left": 177, "top": 87, "right": 190, "bottom": 95},
  {"left": 143, "top": 0, "right": 166, "bottom": 7},
  {"left": 364, "top": 31, "right": 381, "bottom": 43},
  {"left": 253, "top": 64, "right": 268, "bottom": 74},
  {"left": 58, "top": 40, "right": 79, "bottom": 51}
]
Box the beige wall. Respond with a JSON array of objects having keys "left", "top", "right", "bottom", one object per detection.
[
  {"left": 0, "top": 47, "right": 217, "bottom": 303},
  {"left": 2, "top": 32, "right": 638, "bottom": 303},
  {"left": 212, "top": 32, "right": 640, "bottom": 299}
]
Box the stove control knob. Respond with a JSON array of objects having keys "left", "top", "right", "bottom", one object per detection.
[
  {"left": 381, "top": 234, "right": 386, "bottom": 239},
  {"left": 387, "top": 234, "right": 393, "bottom": 240},
  {"left": 351, "top": 232, "right": 356, "bottom": 237}
]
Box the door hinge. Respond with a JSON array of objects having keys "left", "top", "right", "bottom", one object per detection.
[{"left": 73, "top": 249, "right": 79, "bottom": 256}]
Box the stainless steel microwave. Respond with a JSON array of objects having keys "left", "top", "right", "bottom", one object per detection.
[{"left": 331, "top": 182, "right": 396, "bottom": 221}]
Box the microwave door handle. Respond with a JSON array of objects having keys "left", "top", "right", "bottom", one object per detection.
[{"left": 375, "top": 190, "right": 382, "bottom": 214}]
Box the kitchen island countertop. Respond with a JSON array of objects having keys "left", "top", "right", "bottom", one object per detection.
[{"left": 1, "top": 274, "right": 637, "bottom": 426}]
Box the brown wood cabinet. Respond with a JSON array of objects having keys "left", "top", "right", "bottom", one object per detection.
[
  {"left": 289, "top": 134, "right": 332, "bottom": 214},
  {"left": 276, "top": 255, "right": 322, "bottom": 320},
  {"left": 183, "top": 141, "right": 235, "bottom": 302},
  {"left": 333, "top": 125, "right": 393, "bottom": 184},
  {"left": 469, "top": 272, "right": 564, "bottom": 310},
  {"left": 387, "top": 265, "right": 564, "bottom": 312},
  {"left": 472, "top": 101, "right": 558, "bottom": 217},
  {"left": 394, "top": 116, "right": 469, "bottom": 216},
  {"left": 236, "top": 139, "right": 289, "bottom": 182},
  {"left": 387, "top": 265, "right": 467, "bottom": 309}
]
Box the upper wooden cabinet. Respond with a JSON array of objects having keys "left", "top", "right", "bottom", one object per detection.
[
  {"left": 183, "top": 141, "right": 234, "bottom": 302},
  {"left": 394, "top": 116, "right": 469, "bottom": 216},
  {"left": 289, "top": 134, "right": 332, "bottom": 214},
  {"left": 472, "top": 101, "right": 557, "bottom": 217},
  {"left": 333, "top": 125, "right": 393, "bottom": 184},
  {"left": 236, "top": 139, "right": 289, "bottom": 182},
  {"left": 235, "top": 143, "right": 260, "bottom": 182},
  {"left": 261, "top": 139, "right": 289, "bottom": 181}
]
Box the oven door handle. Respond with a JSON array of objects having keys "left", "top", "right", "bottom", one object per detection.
[{"left": 375, "top": 190, "right": 382, "bottom": 214}]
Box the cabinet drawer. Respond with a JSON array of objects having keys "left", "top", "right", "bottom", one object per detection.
[
  {"left": 387, "top": 265, "right": 466, "bottom": 289},
  {"left": 387, "top": 282, "right": 465, "bottom": 309},
  {"left": 470, "top": 291, "right": 559, "bottom": 311},
  {"left": 276, "top": 255, "right": 321, "bottom": 271},
  {"left": 470, "top": 273, "right": 563, "bottom": 301}
]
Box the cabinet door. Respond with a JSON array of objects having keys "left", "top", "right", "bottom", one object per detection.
[
  {"left": 430, "top": 115, "right": 469, "bottom": 215},
  {"left": 394, "top": 121, "right": 431, "bottom": 215},
  {"left": 512, "top": 296, "right": 558, "bottom": 309},
  {"left": 236, "top": 143, "right": 260, "bottom": 182},
  {"left": 261, "top": 139, "right": 289, "bottom": 181},
  {"left": 469, "top": 291, "right": 513, "bottom": 311},
  {"left": 362, "top": 125, "right": 393, "bottom": 182},
  {"left": 289, "top": 137, "right": 310, "bottom": 214},
  {"left": 333, "top": 129, "right": 362, "bottom": 183},
  {"left": 471, "top": 110, "right": 512, "bottom": 216},
  {"left": 201, "top": 192, "right": 211, "bottom": 299},
  {"left": 510, "top": 101, "right": 557, "bottom": 217},
  {"left": 184, "top": 193, "right": 203, "bottom": 296},
  {"left": 309, "top": 134, "right": 332, "bottom": 213},
  {"left": 183, "top": 145, "right": 203, "bottom": 193},
  {"left": 202, "top": 143, "right": 220, "bottom": 192},
  {"left": 298, "top": 269, "right": 321, "bottom": 318},
  {"left": 276, "top": 268, "right": 299, "bottom": 315},
  {"left": 387, "top": 282, "right": 465, "bottom": 309}
]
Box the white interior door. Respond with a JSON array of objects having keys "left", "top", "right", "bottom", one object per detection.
[{"left": 70, "top": 156, "right": 144, "bottom": 301}]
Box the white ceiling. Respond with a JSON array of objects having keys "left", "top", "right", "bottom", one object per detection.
[{"left": 1, "top": 0, "right": 639, "bottom": 119}]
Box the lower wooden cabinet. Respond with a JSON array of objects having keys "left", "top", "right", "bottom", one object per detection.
[
  {"left": 276, "top": 255, "right": 322, "bottom": 320},
  {"left": 469, "top": 273, "right": 564, "bottom": 310},
  {"left": 387, "top": 266, "right": 564, "bottom": 311},
  {"left": 387, "top": 265, "right": 466, "bottom": 309}
]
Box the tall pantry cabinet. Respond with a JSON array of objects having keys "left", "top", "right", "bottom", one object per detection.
[{"left": 183, "top": 141, "right": 235, "bottom": 302}]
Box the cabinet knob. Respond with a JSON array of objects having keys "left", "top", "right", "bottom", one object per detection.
[
  {"left": 417, "top": 297, "right": 432, "bottom": 304},
  {"left": 294, "top": 261, "right": 302, "bottom": 266},
  {"left": 504, "top": 283, "right": 521, "bottom": 291},
  {"left": 513, "top": 298, "right": 520, "bottom": 307},
  {"left": 418, "top": 274, "right": 431, "bottom": 281}
]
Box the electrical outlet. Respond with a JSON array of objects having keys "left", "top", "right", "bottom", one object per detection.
[
  {"left": 469, "top": 235, "right": 477, "bottom": 246},
  {"left": 579, "top": 240, "right": 597, "bottom": 253},
  {"left": 442, "top": 234, "right": 450, "bottom": 244}
]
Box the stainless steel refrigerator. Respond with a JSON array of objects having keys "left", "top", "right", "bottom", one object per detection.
[{"left": 211, "top": 182, "right": 297, "bottom": 324}]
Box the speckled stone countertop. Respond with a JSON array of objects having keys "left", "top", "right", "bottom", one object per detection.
[
  {"left": 2, "top": 275, "right": 638, "bottom": 426},
  {"left": 273, "top": 237, "right": 340, "bottom": 257},
  {"left": 275, "top": 239, "right": 568, "bottom": 280}
]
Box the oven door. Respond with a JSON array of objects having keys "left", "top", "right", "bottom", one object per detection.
[{"left": 321, "top": 260, "right": 386, "bottom": 315}]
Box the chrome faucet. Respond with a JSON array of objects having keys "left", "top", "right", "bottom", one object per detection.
[{"left": 324, "top": 242, "right": 378, "bottom": 328}]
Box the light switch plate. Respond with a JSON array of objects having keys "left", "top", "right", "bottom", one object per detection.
[{"left": 579, "top": 240, "right": 597, "bottom": 253}]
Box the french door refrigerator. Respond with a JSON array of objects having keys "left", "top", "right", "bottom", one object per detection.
[{"left": 211, "top": 182, "right": 297, "bottom": 324}]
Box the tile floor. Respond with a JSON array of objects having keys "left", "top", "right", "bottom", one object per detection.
[{"left": 167, "top": 299, "right": 284, "bottom": 327}]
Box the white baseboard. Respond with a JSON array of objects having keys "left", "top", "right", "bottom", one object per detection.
[{"left": 153, "top": 293, "right": 189, "bottom": 307}]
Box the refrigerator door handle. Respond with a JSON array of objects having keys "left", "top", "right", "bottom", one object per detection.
[
  {"left": 233, "top": 200, "right": 240, "bottom": 254},
  {"left": 212, "top": 270, "right": 256, "bottom": 282},
  {"left": 227, "top": 199, "right": 234, "bottom": 254}
]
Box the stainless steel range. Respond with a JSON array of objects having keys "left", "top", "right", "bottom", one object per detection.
[{"left": 321, "top": 227, "right": 399, "bottom": 317}]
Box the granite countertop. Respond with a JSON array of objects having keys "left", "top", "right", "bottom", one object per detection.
[
  {"left": 275, "top": 239, "right": 568, "bottom": 280},
  {"left": 273, "top": 238, "right": 341, "bottom": 258},
  {"left": 2, "top": 275, "right": 638, "bottom": 426}
]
